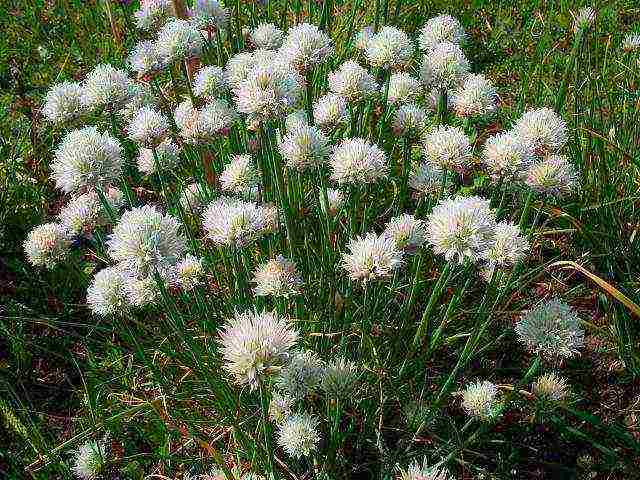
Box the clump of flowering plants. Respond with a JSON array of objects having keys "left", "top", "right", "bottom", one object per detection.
[{"left": 14, "top": 1, "right": 639, "bottom": 479}]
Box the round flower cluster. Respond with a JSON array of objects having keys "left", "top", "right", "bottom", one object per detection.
[
  {"left": 364, "top": 26, "right": 414, "bottom": 69},
  {"left": 422, "top": 125, "right": 472, "bottom": 172},
  {"left": 313, "top": 93, "right": 348, "bottom": 130},
  {"left": 330, "top": 138, "right": 388, "bottom": 185},
  {"left": 81, "top": 64, "right": 132, "bottom": 112},
  {"left": 420, "top": 41, "right": 470, "bottom": 90},
  {"left": 24, "top": 223, "right": 71, "bottom": 269},
  {"left": 193, "top": 65, "right": 228, "bottom": 100},
  {"left": 276, "top": 413, "right": 320, "bottom": 458},
  {"left": 137, "top": 139, "right": 182, "bottom": 175},
  {"left": 249, "top": 23, "right": 284, "bottom": 50},
  {"left": 202, "top": 197, "right": 274, "bottom": 248},
  {"left": 279, "top": 124, "right": 331, "bottom": 170},
  {"left": 462, "top": 380, "right": 500, "bottom": 421},
  {"left": 252, "top": 255, "right": 303, "bottom": 298},
  {"left": 275, "top": 350, "right": 325, "bottom": 399},
  {"left": 42, "top": 81, "right": 85, "bottom": 124},
  {"left": 219, "top": 154, "right": 260, "bottom": 198},
  {"left": 188, "top": 0, "right": 229, "bottom": 32},
  {"left": 387, "top": 72, "right": 421, "bottom": 105},
  {"left": 418, "top": 14, "right": 466, "bottom": 51},
  {"left": 156, "top": 19, "right": 204, "bottom": 64},
  {"left": 341, "top": 232, "right": 403, "bottom": 282},
  {"left": 279, "top": 23, "right": 333, "bottom": 72},
  {"left": 328, "top": 60, "right": 378, "bottom": 103}
]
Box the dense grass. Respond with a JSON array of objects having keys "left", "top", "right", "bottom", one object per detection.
[{"left": 1, "top": 1, "right": 640, "bottom": 479}]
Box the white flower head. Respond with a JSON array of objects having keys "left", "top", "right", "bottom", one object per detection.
[
  {"left": 218, "top": 309, "right": 298, "bottom": 388},
  {"left": 175, "top": 254, "right": 205, "bottom": 291},
  {"left": 482, "top": 131, "right": 535, "bottom": 180},
  {"left": 188, "top": 0, "right": 229, "bottom": 32},
  {"left": 524, "top": 154, "right": 578, "bottom": 197},
  {"left": 481, "top": 221, "right": 529, "bottom": 268},
  {"left": 117, "top": 83, "right": 157, "bottom": 123},
  {"left": 156, "top": 19, "right": 204, "bottom": 63},
  {"left": 250, "top": 23, "right": 284, "bottom": 49},
  {"left": 285, "top": 109, "right": 309, "bottom": 131},
  {"left": 202, "top": 196, "right": 272, "bottom": 248},
  {"left": 137, "top": 138, "right": 182, "bottom": 175},
  {"left": 42, "top": 81, "right": 85, "bottom": 124},
  {"left": 107, "top": 205, "right": 186, "bottom": 277},
  {"left": 52, "top": 126, "right": 123, "bottom": 194},
  {"left": 234, "top": 62, "right": 304, "bottom": 122},
  {"left": 275, "top": 350, "right": 325, "bottom": 399},
  {"left": 328, "top": 60, "right": 379, "bottom": 103},
  {"left": 126, "top": 106, "right": 169, "bottom": 146},
  {"left": 324, "top": 188, "right": 344, "bottom": 216},
  {"left": 622, "top": 33, "right": 640, "bottom": 52},
  {"left": 451, "top": 73, "right": 498, "bottom": 117},
  {"left": 252, "top": 255, "right": 303, "bottom": 298},
  {"left": 193, "top": 65, "right": 228, "bottom": 100},
  {"left": 426, "top": 195, "right": 497, "bottom": 264},
  {"left": 276, "top": 413, "right": 320, "bottom": 458},
  {"left": 71, "top": 438, "right": 109, "bottom": 480},
  {"left": 408, "top": 162, "right": 447, "bottom": 198},
  {"left": 134, "top": 0, "right": 173, "bottom": 31},
  {"left": 86, "top": 266, "right": 129, "bottom": 317},
  {"left": 420, "top": 41, "right": 470, "bottom": 89},
  {"left": 58, "top": 192, "right": 117, "bottom": 235},
  {"left": 387, "top": 72, "right": 421, "bottom": 106},
  {"left": 124, "top": 274, "right": 163, "bottom": 308},
  {"left": 513, "top": 107, "right": 568, "bottom": 154},
  {"left": 313, "top": 93, "right": 348, "bottom": 130},
  {"left": 573, "top": 7, "right": 596, "bottom": 32},
  {"left": 321, "top": 357, "right": 359, "bottom": 399},
  {"left": 399, "top": 459, "right": 454, "bottom": 480},
  {"left": 342, "top": 232, "right": 403, "bottom": 282},
  {"left": 383, "top": 214, "right": 427, "bottom": 253},
  {"left": 392, "top": 103, "right": 427, "bottom": 137},
  {"left": 532, "top": 372, "right": 569, "bottom": 401},
  {"left": 175, "top": 98, "right": 237, "bottom": 143},
  {"left": 279, "top": 124, "right": 330, "bottom": 170},
  {"left": 422, "top": 125, "right": 472, "bottom": 172},
  {"left": 462, "top": 380, "right": 500, "bottom": 421},
  {"left": 269, "top": 391, "right": 293, "bottom": 424},
  {"left": 220, "top": 154, "right": 260, "bottom": 197},
  {"left": 329, "top": 137, "right": 388, "bottom": 185},
  {"left": 354, "top": 25, "right": 374, "bottom": 51},
  {"left": 418, "top": 14, "right": 466, "bottom": 52},
  {"left": 129, "top": 40, "right": 166, "bottom": 78},
  {"left": 279, "top": 23, "right": 333, "bottom": 72},
  {"left": 81, "top": 64, "right": 133, "bottom": 112},
  {"left": 515, "top": 299, "right": 584, "bottom": 361},
  {"left": 24, "top": 223, "right": 71, "bottom": 269},
  {"left": 225, "top": 50, "right": 277, "bottom": 89},
  {"left": 365, "top": 25, "right": 415, "bottom": 69}
]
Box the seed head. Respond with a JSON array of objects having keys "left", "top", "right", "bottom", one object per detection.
[
  {"left": 383, "top": 214, "right": 427, "bottom": 253},
  {"left": 117, "top": 83, "right": 157, "bottom": 123},
  {"left": 451, "top": 73, "right": 498, "bottom": 117},
  {"left": 71, "top": 438, "right": 109, "bottom": 480},
  {"left": 573, "top": 7, "right": 596, "bottom": 32},
  {"left": 353, "top": 25, "right": 374, "bottom": 52},
  {"left": 313, "top": 93, "right": 348, "bottom": 130},
  {"left": 622, "top": 33, "right": 640, "bottom": 52},
  {"left": 126, "top": 106, "right": 169, "bottom": 146},
  {"left": 387, "top": 72, "right": 421, "bottom": 106},
  {"left": 276, "top": 350, "right": 325, "bottom": 399},
  {"left": 524, "top": 154, "right": 578, "bottom": 197},
  {"left": 175, "top": 254, "right": 205, "bottom": 291},
  {"left": 179, "top": 182, "right": 207, "bottom": 214},
  {"left": 481, "top": 221, "right": 529, "bottom": 268},
  {"left": 321, "top": 357, "right": 359, "bottom": 399},
  {"left": 532, "top": 372, "right": 569, "bottom": 401},
  {"left": 81, "top": 64, "right": 133, "bottom": 112},
  {"left": 202, "top": 196, "right": 273, "bottom": 248},
  {"left": 408, "top": 162, "right": 447, "bottom": 198},
  {"left": 513, "top": 107, "right": 568, "bottom": 154},
  {"left": 329, "top": 137, "right": 388, "bottom": 185},
  {"left": 420, "top": 41, "right": 470, "bottom": 89},
  {"left": 249, "top": 23, "right": 284, "bottom": 50},
  {"left": 58, "top": 192, "right": 119, "bottom": 235},
  {"left": 225, "top": 50, "right": 278, "bottom": 89},
  {"left": 269, "top": 390, "right": 294, "bottom": 424},
  {"left": 482, "top": 131, "right": 535, "bottom": 180},
  {"left": 156, "top": 19, "right": 204, "bottom": 63},
  {"left": 220, "top": 154, "right": 260, "bottom": 198},
  {"left": 462, "top": 380, "right": 500, "bottom": 421},
  {"left": 324, "top": 188, "right": 344, "bottom": 216},
  {"left": 399, "top": 459, "right": 454, "bottom": 480},
  {"left": 342, "top": 232, "right": 403, "bottom": 282}
]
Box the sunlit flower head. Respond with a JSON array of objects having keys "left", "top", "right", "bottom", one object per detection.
[
  {"left": 622, "top": 33, "right": 640, "bottom": 52},
  {"left": 126, "top": 106, "right": 169, "bottom": 147},
  {"left": 137, "top": 138, "right": 182, "bottom": 175},
  {"left": 365, "top": 25, "right": 415, "bottom": 69},
  {"left": 107, "top": 205, "right": 186, "bottom": 277},
  {"left": 188, "top": 0, "right": 229, "bottom": 32},
  {"left": 52, "top": 126, "right": 123, "bottom": 194},
  {"left": 462, "top": 380, "right": 500, "bottom": 421},
  {"left": 276, "top": 350, "right": 325, "bottom": 399},
  {"left": 58, "top": 192, "right": 119, "bottom": 235},
  {"left": 328, "top": 60, "right": 378, "bottom": 103},
  {"left": 249, "top": 23, "right": 284, "bottom": 49},
  {"left": 387, "top": 72, "right": 421, "bottom": 106},
  {"left": 482, "top": 131, "right": 535, "bottom": 180},
  {"left": 418, "top": 14, "right": 466, "bottom": 52},
  {"left": 124, "top": 274, "right": 165, "bottom": 308},
  {"left": 218, "top": 309, "right": 298, "bottom": 388},
  {"left": 225, "top": 50, "right": 278, "bottom": 89},
  {"left": 234, "top": 62, "right": 304, "bottom": 122},
  {"left": 252, "top": 255, "right": 303, "bottom": 298},
  {"left": 342, "top": 232, "right": 403, "bottom": 282},
  {"left": 202, "top": 196, "right": 272, "bottom": 247},
  {"left": 81, "top": 64, "right": 133, "bottom": 112},
  {"left": 324, "top": 188, "right": 344, "bottom": 216},
  {"left": 279, "top": 23, "right": 333, "bottom": 72},
  {"left": 408, "top": 162, "right": 447, "bottom": 198},
  {"left": 422, "top": 125, "right": 472, "bottom": 172},
  {"left": 383, "top": 214, "right": 427, "bottom": 253},
  {"left": 175, "top": 98, "right": 237, "bottom": 142},
  {"left": 426, "top": 195, "right": 497, "bottom": 264},
  {"left": 392, "top": 103, "right": 427, "bottom": 138},
  {"left": 515, "top": 299, "right": 584, "bottom": 361},
  {"left": 399, "top": 459, "right": 454, "bottom": 480},
  {"left": 42, "top": 81, "right": 85, "bottom": 124},
  {"left": 175, "top": 254, "right": 205, "bottom": 291},
  {"left": 532, "top": 372, "right": 569, "bottom": 401},
  {"left": 513, "top": 107, "right": 568, "bottom": 154},
  {"left": 220, "top": 154, "right": 260, "bottom": 198},
  {"left": 321, "top": 357, "right": 359, "bottom": 399},
  {"left": 129, "top": 40, "right": 166, "bottom": 78},
  {"left": 193, "top": 65, "right": 228, "bottom": 100},
  {"left": 276, "top": 413, "right": 320, "bottom": 458},
  {"left": 573, "top": 7, "right": 596, "bottom": 32},
  {"left": 481, "top": 221, "right": 529, "bottom": 268},
  {"left": 420, "top": 41, "right": 470, "bottom": 89},
  {"left": 524, "top": 154, "right": 578, "bottom": 197},
  {"left": 279, "top": 124, "right": 330, "bottom": 170},
  {"left": 451, "top": 73, "right": 498, "bottom": 117},
  {"left": 156, "top": 19, "right": 204, "bottom": 63},
  {"left": 330, "top": 137, "right": 388, "bottom": 185},
  {"left": 71, "top": 438, "right": 109, "bottom": 480},
  {"left": 86, "top": 266, "right": 129, "bottom": 317},
  {"left": 24, "top": 223, "right": 71, "bottom": 269},
  {"left": 134, "top": 0, "right": 173, "bottom": 31},
  {"left": 313, "top": 93, "right": 348, "bottom": 130}
]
